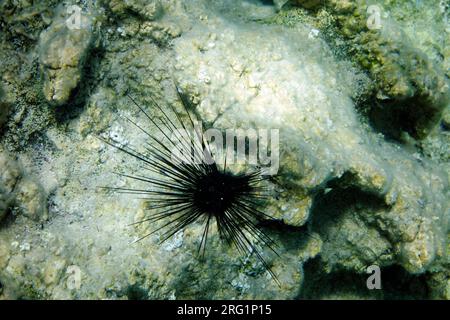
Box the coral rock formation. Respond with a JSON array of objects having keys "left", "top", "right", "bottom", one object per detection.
[{"left": 39, "top": 7, "right": 94, "bottom": 106}]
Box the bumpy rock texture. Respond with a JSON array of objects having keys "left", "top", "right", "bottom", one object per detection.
[
  {"left": 292, "top": 0, "right": 449, "bottom": 140},
  {"left": 0, "top": 0, "right": 448, "bottom": 300},
  {"left": 39, "top": 6, "right": 95, "bottom": 106},
  {"left": 0, "top": 151, "right": 47, "bottom": 223},
  {"left": 172, "top": 9, "right": 448, "bottom": 277}
]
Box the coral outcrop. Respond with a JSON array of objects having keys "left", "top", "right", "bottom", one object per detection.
[
  {"left": 0, "top": 0, "right": 447, "bottom": 300},
  {"left": 39, "top": 6, "right": 94, "bottom": 106}
]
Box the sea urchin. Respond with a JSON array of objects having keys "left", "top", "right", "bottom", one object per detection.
[{"left": 101, "top": 85, "right": 279, "bottom": 282}]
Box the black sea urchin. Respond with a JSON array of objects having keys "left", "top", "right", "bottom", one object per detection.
[{"left": 102, "top": 86, "right": 279, "bottom": 281}]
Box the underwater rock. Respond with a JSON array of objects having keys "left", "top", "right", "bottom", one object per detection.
[
  {"left": 0, "top": 242, "right": 10, "bottom": 270},
  {"left": 14, "top": 177, "right": 48, "bottom": 221},
  {"left": 0, "top": 152, "right": 21, "bottom": 222},
  {"left": 103, "top": 0, "right": 181, "bottom": 46},
  {"left": 38, "top": 7, "right": 94, "bottom": 106},
  {"left": 355, "top": 1, "right": 448, "bottom": 140},
  {"left": 0, "top": 152, "right": 47, "bottom": 223},
  {"left": 172, "top": 11, "right": 448, "bottom": 277},
  {"left": 0, "top": 0, "right": 447, "bottom": 300},
  {"left": 138, "top": 20, "right": 181, "bottom": 45},
  {"left": 291, "top": 0, "right": 450, "bottom": 139},
  {"left": 427, "top": 270, "right": 450, "bottom": 300},
  {"left": 107, "top": 0, "right": 163, "bottom": 21},
  {"left": 0, "top": 85, "right": 11, "bottom": 131},
  {"left": 0, "top": 0, "right": 56, "bottom": 45}
]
